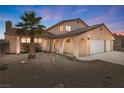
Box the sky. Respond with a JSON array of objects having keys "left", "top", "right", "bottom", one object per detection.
[{"left": 0, "top": 5, "right": 124, "bottom": 38}]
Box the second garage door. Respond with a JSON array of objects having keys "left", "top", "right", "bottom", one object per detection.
[
  {"left": 106, "top": 40, "right": 111, "bottom": 51},
  {"left": 90, "top": 40, "right": 105, "bottom": 55}
]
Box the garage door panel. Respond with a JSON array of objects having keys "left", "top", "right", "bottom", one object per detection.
[{"left": 90, "top": 40, "right": 104, "bottom": 55}]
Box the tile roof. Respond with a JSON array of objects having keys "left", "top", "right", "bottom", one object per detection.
[
  {"left": 54, "top": 23, "right": 105, "bottom": 39},
  {"left": 4, "top": 28, "right": 19, "bottom": 35},
  {"left": 4, "top": 28, "right": 57, "bottom": 39},
  {"left": 35, "top": 31, "right": 57, "bottom": 39},
  {"left": 4, "top": 23, "right": 113, "bottom": 39}
]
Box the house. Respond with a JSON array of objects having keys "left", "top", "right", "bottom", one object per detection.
[
  {"left": 0, "top": 39, "right": 9, "bottom": 55},
  {"left": 113, "top": 33, "right": 124, "bottom": 51},
  {"left": 4, "top": 18, "right": 114, "bottom": 58}
]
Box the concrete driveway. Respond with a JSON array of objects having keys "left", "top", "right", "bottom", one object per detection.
[{"left": 78, "top": 51, "right": 124, "bottom": 66}]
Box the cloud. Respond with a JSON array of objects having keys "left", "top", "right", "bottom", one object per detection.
[
  {"left": 107, "top": 21, "right": 124, "bottom": 27},
  {"left": 86, "top": 6, "right": 122, "bottom": 25},
  {"left": 84, "top": 6, "right": 124, "bottom": 32},
  {"left": 107, "top": 22, "right": 124, "bottom": 32},
  {"left": 113, "top": 31, "right": 124, "bottom": 36},
  {"left": 74, "top": 9, "right": 88, "bottom": 14},
  {"left": 0, "top": 35, "right": 4, "bottom": 39},
  {"left": 37, "top": 8, "right": 63, "bottom": 21}
]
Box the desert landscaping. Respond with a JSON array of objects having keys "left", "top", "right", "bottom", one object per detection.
[{"left": 0, "top": 52, "right": 124, "bottom": 88}]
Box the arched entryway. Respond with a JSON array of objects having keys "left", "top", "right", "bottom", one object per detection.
[
  {"left": 53, "top": 39, "right": 60, "bottom": 52},
  {"left": 62, "top": 38, "right": 73, "bottom": 55},
  {"left": 79, "top": 38, "right": 87, "bottom": 56}
]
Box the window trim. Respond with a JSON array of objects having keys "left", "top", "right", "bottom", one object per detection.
[{"left": 60, "top": 25, "right": 64, "bottom": 32}]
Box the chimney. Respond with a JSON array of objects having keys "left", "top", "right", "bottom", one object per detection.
[{"left": 5, "top": 21, "right": 12, "bottom": 32}]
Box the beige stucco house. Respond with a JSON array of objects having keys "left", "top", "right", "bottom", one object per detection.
[{"left": 4, "top": 18, "right": 114, "bottom": 58}]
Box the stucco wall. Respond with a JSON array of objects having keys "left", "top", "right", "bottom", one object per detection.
[
  {"left": 85, "top": 26, "right": 114, "bottom": 40},
  {"left": 79, "top": 38, "right": 88, "bottom": 56},
  {"left": 42, "top": 39, "right": 47, "bottom": 51},
  {"left": 63, "top": 38, "right": 73, "bottom": 54},
  {"left": 48, "top": 20, "right": 87, "bottom": 35},
  {"left": 5, "top": 35, "right": 21, "bottom": 54}
]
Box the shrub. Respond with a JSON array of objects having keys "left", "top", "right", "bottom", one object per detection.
[{"left": 0, "top": 64, "right": 8, "bottom": 71}]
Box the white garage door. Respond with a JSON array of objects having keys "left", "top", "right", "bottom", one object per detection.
[
  {"left": 90, "top": 40, "right": 105, "bottom": 55},
  {"left": 106, "top": 40, "right": 111, "bottom": 51}
]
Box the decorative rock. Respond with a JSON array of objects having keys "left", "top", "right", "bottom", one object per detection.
[
  {"left": 52, "top": 57, "right": 55, "bottom": 61},
  {"left": 20, "top": 60, "right": 26, "bottom": 64}
]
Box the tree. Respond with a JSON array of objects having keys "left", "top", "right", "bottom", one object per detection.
[{"left": 16, "top": 11, "right": 46, "bottom": 59}]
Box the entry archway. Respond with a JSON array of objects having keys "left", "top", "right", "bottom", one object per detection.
[
  {"left": 52, "top": 39, "right": 61, "bottom": 53},
  {"left": 62, "top": 38, "right": 73, "bottom": 55}
]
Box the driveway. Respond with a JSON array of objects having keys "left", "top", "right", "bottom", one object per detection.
[{"left": 78, "top": 51, "right": 124, "bottom": 66}]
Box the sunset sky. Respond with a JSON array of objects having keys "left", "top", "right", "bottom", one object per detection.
[{"left": 0, "top": 5, "right": 124, "bottom": 38}]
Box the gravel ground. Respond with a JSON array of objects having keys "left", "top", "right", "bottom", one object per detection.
[{"left": 0, "top": 52, "right": 124, "bottom": 88}]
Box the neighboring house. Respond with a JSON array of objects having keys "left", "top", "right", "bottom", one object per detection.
[
  {"left": 4, "top": 18, "right": 114, "bottom": 58},
  {"left": 0, "top": 39, "right": 9, "bottom": 55},
  {"left": 113, "top": 34, "right": 124, "bottom": 51}
]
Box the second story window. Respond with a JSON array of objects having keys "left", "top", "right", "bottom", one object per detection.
[
  {"left": 66, "top": 25, "right": 71, "bottom": 31},
  {"left": 60, "top": 26, "right": 64, "bottom": 32}
]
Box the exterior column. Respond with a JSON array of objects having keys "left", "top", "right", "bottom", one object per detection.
[
  {"left": 46, "top": 38, "right": 51, "bottom": 52},
  {"left": 73, "top": 38, "right": 79, "bottom": 58},
  {"left": 59, "top": 40, "right": 63, "bottom": 54},
  {"left": 52, "top": 40, "right": 56, "bottom": 52},
  {"left": 16, "top": 36, "right": 21, "bottom": 54},
  {"left": 61, "top": 39, "right": 66, "bottom": 55},
  {"left": 50, "top": 39, "right": 54, "bottom": 52},
  {"left": 87, "top": 38, "right": 90, "bottom": 56}
]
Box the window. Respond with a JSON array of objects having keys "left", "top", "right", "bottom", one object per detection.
[
  {"left": 34, "top": 38, "right": 43, "bottom": 43},
  {"left": 66, "top": 25, "right": 71, "bottom": 31},
  {"left": 60, "top": 26, "right": 64, "bottom": 32},
  {"left": 21, "top": 38, "right": 26, "bottom": 43},
  {"left": 38, "top": 38, "right": 42, "bottom": 43},
  {"left": 21, "top": 37, "right": 30, "bottom": 43},
  {"left": 27, "top": 38, "right": 30, "bottom": 43},
  {"left": 21, "top": 37, "right": 42, "bottom": 43},
  {"left": 34, "top": 38, "right": 38, "bottom": 43}
]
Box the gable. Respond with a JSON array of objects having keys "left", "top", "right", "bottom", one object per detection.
[
  {"left": 47, "top": 19, "right": 88, "bottom": 35},
  {"left": 85, "top": 25, "right": 114, "bottom": 40}
]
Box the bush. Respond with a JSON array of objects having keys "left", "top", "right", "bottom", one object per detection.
[
  {"left": 0, "top": 64, "right": 8, "bottom": 71},
  {"left": 35, "top": 46, "right": 42, "bottom": 52},
  {"left": 22, "top": 44, "right": 42, "bottom": 53}
]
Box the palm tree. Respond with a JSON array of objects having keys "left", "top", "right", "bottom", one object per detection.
[{"left": 16, "top": 11, "right": 46, "bottom": 59}]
